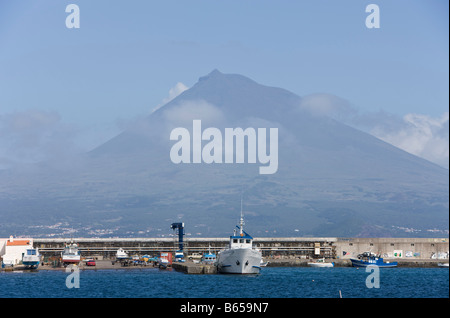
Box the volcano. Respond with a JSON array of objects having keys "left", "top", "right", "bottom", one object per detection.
[{"left": 0, "top": 70, "right": 448, "bottom": 238}]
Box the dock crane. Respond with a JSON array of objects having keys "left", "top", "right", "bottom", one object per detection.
[{"left": 170, "top": 222, "right": 185, "bottom": 262}]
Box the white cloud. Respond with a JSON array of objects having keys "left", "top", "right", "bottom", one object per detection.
[
  {"left": 162, "top": 99, "right": 225, "bottom": 128},
  {"left": 152, "top": 82, "right": 189, "bottom": 113},
  {"left": 298, "top": 93, "right": 357, "bottom": 121},
  {"left": 297, "top": 93, "right": 449, "bottom": 169},
  {"left": 370, "top": 112, "right": 449, "bottom": 168}
]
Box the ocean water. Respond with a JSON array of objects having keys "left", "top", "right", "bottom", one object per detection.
[{"left": 0, "top": 267, "right": 448, "bottom": 298}]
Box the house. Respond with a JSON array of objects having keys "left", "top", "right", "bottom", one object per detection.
[{"left": 0, "top": 236, "right": 34, "bottom": 266}]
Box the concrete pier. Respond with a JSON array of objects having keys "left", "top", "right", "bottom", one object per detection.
[{"left": 172, "top": 262, "right": 217, "bottom": 274}]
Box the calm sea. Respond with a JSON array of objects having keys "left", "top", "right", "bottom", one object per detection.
[{"left": 0, "top": 267, "right": 448, "bottom": 299}]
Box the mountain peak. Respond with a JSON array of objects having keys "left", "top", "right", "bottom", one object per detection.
[
  {"left": 198, "top": 69, "right": 223, "bottom": 82},
  {"left": 208, "top": 68, "right": 222, "bottom": 76}
]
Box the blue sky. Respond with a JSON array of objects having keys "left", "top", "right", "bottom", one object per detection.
[{"left": 0, "top": 0, "right": 448, "bottom": 167}]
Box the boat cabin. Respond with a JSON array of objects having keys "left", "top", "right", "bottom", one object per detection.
[
  {"left": 25, "top": 248, "right": 38, "bottom": 256},
  {"left": 63, "top": 244, "right": 80, "bottom": 256},
  {"left": 229, "top": 232, "right": 253, "bottom": 249},
  {"left": 201, "top": 252, "right": 216, "bottom": 264}
]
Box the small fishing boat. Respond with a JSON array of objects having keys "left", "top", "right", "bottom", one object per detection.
[
  {"left": 174, "top": 250, "right": 185, "bottom": 262},
  {"left": 307, "top": 258, "right": 334, "bottom": 267},
  {"left": 22, "top": 247, "right": 41, "bottom": 269},
  {"left": 201, "top": 246, "right": 216, "bottom": 265},
  {"left": 438, "top": 262, "right": 449, "bottom": 268},
  {"left": 158, "top": 252, "right": 172, "bottom": 269},
  {"left": 201, "top": 252, "right": 216, "bottom": 264},
  {"left": 115, "top": 248, "right": 129, "bottom": 260},
  {"left": 61, "top": 241, "right": 81, "bottom": 265},
  {"left": 350, "top": 252, "right": 397, "bottom": 268}
]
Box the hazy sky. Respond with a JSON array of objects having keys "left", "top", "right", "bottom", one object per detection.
[{"left": 0, "top": 0, "right": 448, "bottom": 168}]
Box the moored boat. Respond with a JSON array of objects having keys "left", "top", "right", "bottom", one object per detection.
[
  {"left": 438, "top": 262, "right": 449, "bottom": 268},
  {"left": 350, "top": 252, "right": 397, "bottom": 268},
  {"left": 215, "top": 201, "right": 262, "bottom": 274},
  {"left": 174, "top": 250, "right": 185, "bottom": 262},
  {"left": 201, "top": 246, "right": 216, "bottom": 265},
  {"left": 307, "top": 258, "right": 334, "bottom": 267}
]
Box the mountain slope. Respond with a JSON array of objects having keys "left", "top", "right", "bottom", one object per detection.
[{"left": 0, "top": 70, "right": 448, "bottom": 238}]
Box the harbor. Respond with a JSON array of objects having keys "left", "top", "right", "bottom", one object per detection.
[
  {"left": 1, "top": 215, "right": 447, "bottom": 299},
  {"left": 1, "top": 236, "right": 448, "bottom": 273},
  {"left": 2, "top": 257, "right": 448, "bottom": 274}
]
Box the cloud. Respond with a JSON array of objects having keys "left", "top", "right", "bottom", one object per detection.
[
  {"left": 369, "top": 112, "right": 449, "bottom": 168},
  {"left": 162, "top": 100, "right": 226, "bottom": 128},
  {"left": 0, "top": 109, "right": 80, "bottom": 169},
  {"left": 152, "top": 82, "right": 189, "bottom": 113},
  {"left": 118, "top": 99, "right": 227, "bottom": 148},
  {"left": 296, "top": 93, "right": 449, "bottom": 169},
  {"left": 298, "top": 93, "right": 358, "bottom": 121}
]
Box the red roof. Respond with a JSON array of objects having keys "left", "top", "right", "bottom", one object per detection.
[{"left": 6, "top": 240, "right": 30, "bottom": 246}]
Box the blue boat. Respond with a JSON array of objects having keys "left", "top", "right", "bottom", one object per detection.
[
  {"left": 200, "top": 244, "right": 216, "bottom": 265},
  {"left": 350, "top": 252, "right": 397, "bottom": 268},
  {"left": 174, "top": 250, "right": 185, "bottom": 262}
]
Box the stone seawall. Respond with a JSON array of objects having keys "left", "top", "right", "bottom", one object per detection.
[
  {"left": 170, "top": 258, "right": 448, "bottom": 275},
  {"left": 264, "top": 259, "right": 447, "bottom": 268}
]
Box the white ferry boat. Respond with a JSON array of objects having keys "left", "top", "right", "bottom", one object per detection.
[{"left": 215, "top": 204, "right": 262, "bottom": 274}]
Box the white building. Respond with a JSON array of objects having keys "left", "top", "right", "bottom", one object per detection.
[{"left": 0, "top": 236, "right": 34, "bottom": 266}]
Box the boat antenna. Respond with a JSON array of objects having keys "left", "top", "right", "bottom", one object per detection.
[{"left": 239, "top": 195, "right": 244, "bottom": 235}]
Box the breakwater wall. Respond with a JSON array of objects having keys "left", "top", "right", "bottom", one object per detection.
[
  {"left": 31, "top": 237, "right": 448, "bottom": 262},
  {"left": 262, "top": 259, "right": 447, "bottom": 268}
]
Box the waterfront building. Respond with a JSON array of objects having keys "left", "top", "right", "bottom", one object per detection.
[{"left": 0, "top": 236, "right": 34, "bottom": 266}]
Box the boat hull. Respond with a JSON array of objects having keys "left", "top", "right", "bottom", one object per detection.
[
  {"left": 350, "top": 258, "right": 397, "bottom": 268},
  {"left": 62, "top": 256, "right": 81, "bottom": 264},
  {"left": 308, "top": 262, "right": 334, "bottom": 268},
  {"left": 22, "top": 262, "right": 39, "bottom": 268},
  {"left": 216, "top": 248, "right": 262, "bottom": 274},
  {"left": 22, "top": 259, "right": 40, "bottom": 269}
]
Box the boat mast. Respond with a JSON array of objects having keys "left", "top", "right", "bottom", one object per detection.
[{"left": 239, "top": 197, "right": 245, "bottom": 236}]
